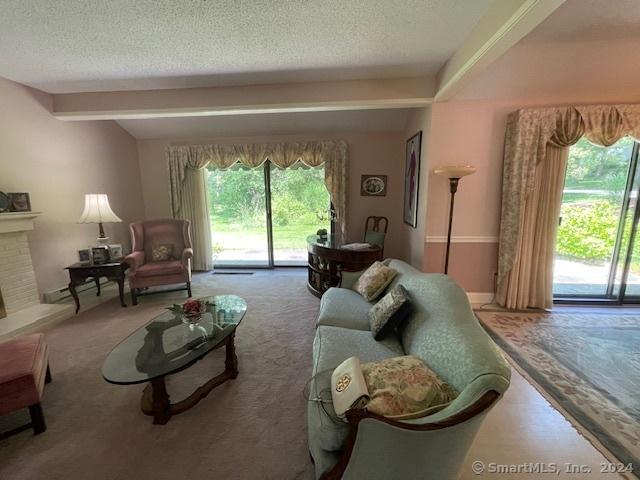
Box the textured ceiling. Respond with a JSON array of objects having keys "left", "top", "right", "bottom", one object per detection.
[
  {"left": 116, "top": 108, "right": 415, "bottom": 139},
  {"left": 0, "top": 0, "right": 491, "bottom": 93}
]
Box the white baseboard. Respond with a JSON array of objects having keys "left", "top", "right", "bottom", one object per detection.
[
  {"left": 467, "top": 292, "right": 495, "bottom": 304},
  {"left": 43, "top": 278, "right": 110, "bottom": 303}
]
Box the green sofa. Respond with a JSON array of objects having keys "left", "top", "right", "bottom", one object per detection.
[{"left": 308, "top": 259, "right": 511, "bottom": 479}]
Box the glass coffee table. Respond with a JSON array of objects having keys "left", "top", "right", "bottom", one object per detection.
[{"left": 102, "top": 295, "right": 247, "bottom": 424}]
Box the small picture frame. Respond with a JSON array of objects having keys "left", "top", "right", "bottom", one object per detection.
[
  {"left": 78, "top": 249, "right": 91, "bottom": 264},
  {"left": 360, "top": 175, "right": 387, "bottom": 197},
  {"left": 8, "top": 193, "right": 31, "bottom": 212},
  {"left": 91, "top": 246, "right": 110, "bottom": 265},
  {"left": 108, "top": 244, "right": 123, "bottom": 261}
]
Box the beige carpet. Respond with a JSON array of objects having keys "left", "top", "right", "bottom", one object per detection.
[{"left": 0, "top": 271, "right": 318, "bottom": 480}]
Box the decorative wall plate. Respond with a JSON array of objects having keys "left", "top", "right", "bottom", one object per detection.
[
  {"left": 360, "top": 175, "right": 387, "bottom": 196},
  {"left": 0, "top": 192, "right": 9, "bottom": 212}
]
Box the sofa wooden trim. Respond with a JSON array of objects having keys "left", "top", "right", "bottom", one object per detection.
[{"left": 320, "top": 390, "right": 501, "bottom": 480}]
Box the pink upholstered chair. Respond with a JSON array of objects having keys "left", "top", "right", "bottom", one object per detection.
[
  {"left": 0, "top": 333, "right": 51, "bottom": 436},
  {"left": 124, "top": 219, "right": 193, "bottom": 305}
]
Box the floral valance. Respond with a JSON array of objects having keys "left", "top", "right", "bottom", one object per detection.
[
  {"left": 167, "top": 140, "right": 348, "bottom": 242},
  {"left": 498, "top": 104, "right": 640, "bottom": 282}
]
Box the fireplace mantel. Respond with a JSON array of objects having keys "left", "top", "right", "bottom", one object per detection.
[{"left": 0, "top": 211, "right": 43, "bottom": 234}]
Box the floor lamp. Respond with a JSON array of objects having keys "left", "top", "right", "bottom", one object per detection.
[{"left": 433, "top": 166, "right": 477, "bottom": 274}]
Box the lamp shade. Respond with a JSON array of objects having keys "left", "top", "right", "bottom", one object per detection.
[
  {"left": 78, "top": 194, "right": 122, "bottom": 224},
  {"left": 433, "top": 165, "right": 477, "bottom": 179}
]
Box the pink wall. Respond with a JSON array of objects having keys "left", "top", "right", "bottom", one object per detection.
[
  {"left": 136, "top": 131, "right": 409, "bottom": 260},
  {"left": 0, "top": 76, "right": 145, "bottom": 296},
  {"left": 419, "top": 21, "right": 640, "bottom": 292},
  {"left": 422, "top": 95, "right": 640, "bottom": 292}
]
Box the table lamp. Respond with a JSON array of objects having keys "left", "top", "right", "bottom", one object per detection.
[
  {"left": 78, "top": 194, "right": 122, "bottom": 243},
  {"left": 433, "top": 165, "right": 476, "bottom": 274}
]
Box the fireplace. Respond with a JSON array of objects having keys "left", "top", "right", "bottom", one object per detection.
[{"left": 0, "top": 212, "right": 73, "bottom": 338}]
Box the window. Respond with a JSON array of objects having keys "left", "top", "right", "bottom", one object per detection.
[
  {"left": 553, "top": 136, "right": 640, "bottom": 302},
  {"left": 207, "top": 161, "right": 331, "bottom": 267}
]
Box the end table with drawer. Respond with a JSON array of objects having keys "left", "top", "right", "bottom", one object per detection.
[{"left": 65, "top": 261, "right": 129, "bottom": 314}]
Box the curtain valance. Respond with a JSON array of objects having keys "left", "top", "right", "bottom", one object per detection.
[
  {"left": 167, "top": 141, "right": 348, "bottom": 269},
  {"left": 498, "top": 104, "right": 640, "bottom": 288}
]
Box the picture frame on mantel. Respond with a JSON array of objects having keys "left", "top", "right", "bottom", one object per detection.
[
  {"left": 8, "top": 192, "right": 31, "bottom": 212},
  {"left": 403, "top": 131, "right": 422, "bottom": 228}
]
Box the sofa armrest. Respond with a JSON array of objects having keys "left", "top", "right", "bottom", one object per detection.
[
  {"left": 320, "top": 391, "right": 501, "bottom": 480},
  {"left": 182, "top": 248, "right": 193, "bottom": 268},
  {"left": 124, "top": 251, "right": 145, "bottom": 273}
]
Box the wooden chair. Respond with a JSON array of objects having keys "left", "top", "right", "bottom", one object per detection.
[{"left": 363, "top": 216, "right": 389, "bottom": 255}]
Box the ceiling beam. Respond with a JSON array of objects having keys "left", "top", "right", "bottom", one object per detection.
[
  {"left": 435, "top": 0, "right": 565, "bottom": 101},
  {"left": 52, "top": 76, "right": 435, "bottom": 121}
]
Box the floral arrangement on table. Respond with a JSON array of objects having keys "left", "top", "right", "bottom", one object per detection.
[{"left": 167, "top": 298, "right": 215, "bottom": 322}]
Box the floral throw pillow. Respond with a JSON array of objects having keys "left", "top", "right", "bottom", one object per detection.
[
  {"left": 368, "top": 284, "right": 412, "bottom": 340},
  {"left": 362, "top": 355, "right": 458, "bottom": 420},
  {"left": 352, "top": 261, "right": 398, "bottom": 302},
  {"left": 151, "top": 244, "right": 174, "bottom": 262}
]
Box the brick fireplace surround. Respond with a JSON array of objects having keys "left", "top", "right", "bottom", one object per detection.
[{"left": 0, "top": 212, "right": 73, "bottom": 339}]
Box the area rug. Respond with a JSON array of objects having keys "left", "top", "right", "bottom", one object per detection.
[
  {"left": 0, "top": 271, "right": 318, "bottom": 480},
  {"left": 476, "top": 310, "right": 640, "bottom": 476}
]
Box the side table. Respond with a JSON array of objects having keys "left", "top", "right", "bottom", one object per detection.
[{"left": 65, "top": 261, "right": 129, "bottom": 314}]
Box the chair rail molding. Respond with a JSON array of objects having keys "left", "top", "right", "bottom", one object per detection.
[{"left": 425, "top": 235, "right": 499, "bottom": 243}]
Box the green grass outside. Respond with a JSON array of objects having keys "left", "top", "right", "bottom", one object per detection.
[{"left": 211, "top": 216, "right": 328, "bottom": 252}]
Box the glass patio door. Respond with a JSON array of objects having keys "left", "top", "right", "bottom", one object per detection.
[
  {"left": 270, "top": 163, "right": 331, "bottom": 266},
  {"left": 207, "top": 161, "right": 330, "bottom": 268},
  {"left": 553, "top": 137, "right": 640, "bottom": 302},
  {"left": 208, "top": 164, "right": 270, "bottom": 267}
]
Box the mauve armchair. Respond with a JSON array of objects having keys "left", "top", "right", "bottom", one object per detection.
[{"left": 124, "top": 219, "right": 193, "bottom": 305}]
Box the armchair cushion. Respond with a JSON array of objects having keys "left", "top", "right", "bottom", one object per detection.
[
  {"left": 135, "top": 260, "right": 185, "bottom": 278},
  {"left": 151, "top": 244, "right": 174, "bottom": 262}
]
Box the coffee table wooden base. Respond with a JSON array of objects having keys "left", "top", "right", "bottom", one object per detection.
[{"left": 140, "top": 332, "right": 238, "bottom": 425}]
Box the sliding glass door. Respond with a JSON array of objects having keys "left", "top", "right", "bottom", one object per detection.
[
  {"left": 207, "top": 161, "right": 330, "bottom": 267},
  {"left": 553, "top": 136, "right": 640, "bottom": 302},
  {"left": 208, "top": 164, "right": 270, "bottom": 266}
]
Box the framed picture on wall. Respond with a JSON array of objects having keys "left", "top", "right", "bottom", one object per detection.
[
  {"left": 360, "top": 175, "right": 387, "bottom": 196},
  {"left": 403, "top": 131, "right": 422, "bottom": 227}
]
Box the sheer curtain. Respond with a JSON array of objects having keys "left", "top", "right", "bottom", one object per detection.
[
  {"left": 167, "top": 141, "right": 348, "bottom": 270},
  {"left": 497, "top": 105, "right": 640, "bottom": 309},
  {"left": 167, "top": 148, "right": 213, "bottom": 271}
]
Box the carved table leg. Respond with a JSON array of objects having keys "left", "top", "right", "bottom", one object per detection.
[
  {"left": 68, "top": 282, "right": 80, "bottom": 314},
  {"left": 116, "top": 277, "right": 126, "bottom": 308},
  {"left": 141, "top": 377, "right": 171, "bottom": 425},
  {"left": 94, "top": 277, "right": 101, "bottom": 296},
  {"left": 139, "top": 331, "right": 240, "bottom": 425}
]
